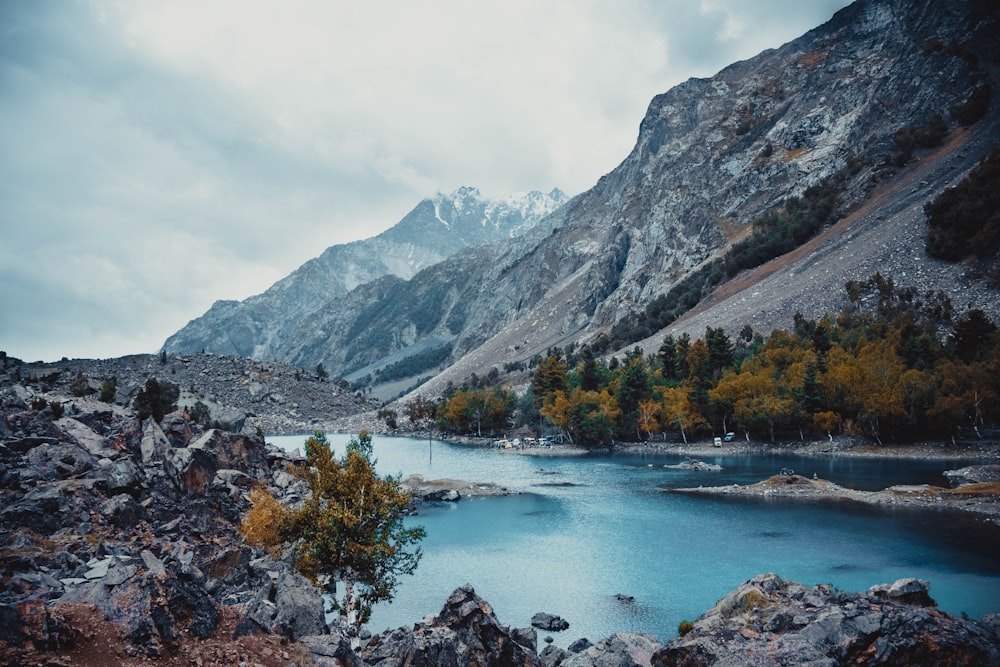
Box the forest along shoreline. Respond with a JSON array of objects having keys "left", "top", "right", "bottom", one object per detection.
[{"left": 410, "top": 432, "right": 1000, "bottom": 525}]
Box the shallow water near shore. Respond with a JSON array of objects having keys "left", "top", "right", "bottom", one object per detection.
[{"left": 268, "top": 434, "right": 1000, "bottom": 646}]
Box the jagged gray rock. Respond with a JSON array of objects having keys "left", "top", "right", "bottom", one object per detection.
[
  {"left": 653, "top": 573, "right": 1000, "bottom": 666},
  {"left": 562, "top": 633, "right": 662, "bottom": 667},
  {"left": 246, "top": 559, "right": 327, "bottom": 640},
  {"left": 361, "top": 584, "right": 543, "bottom": 667}
]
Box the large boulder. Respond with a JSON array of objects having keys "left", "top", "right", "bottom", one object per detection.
[
  {"left": 189, "top": 429, "right": 269, "bottom": 477},
  {"left": 89, "top": 457, "right": 144, "bottom": 496},
  {"left": 561, "top": 632, "right": 662, "bottom": 667},
  {"left": 59, "top": 557, "right": 220, "bottom": 656},
  {"left": 97, "top": 493, "right": 146, "bottom": 530},
  {"left": 532, "top": 612, "right": 570, "bottom": 631},
  {"left": 24, "top": 441, "right": 96, "bottom": 481},
  {"left": 362, "top": 584, "right": 542, "bottom": 667},
  {"left": 653, "top": 573, "right": 1000, "bottom": 666},
  {"left": 55, "top": 416, "right": 119, "bottom": 458},
  {"left": 245, "top": 558, "right": 327, "bottom": 640},
  {"left": 1, "top": 483, "right": 76, "bottom": 533},
  {"left": 139, "top": 418, "right": 171, "bottom": 464}
]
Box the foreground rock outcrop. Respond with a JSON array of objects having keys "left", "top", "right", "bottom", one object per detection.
[
  {"left": 654, "top": 573, "right": 1000, "bottom": 666},
  {"left": 2, "top": 368, "right": 999, "bottom": 665}
]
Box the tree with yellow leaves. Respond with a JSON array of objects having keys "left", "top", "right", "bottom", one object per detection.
[
  {"left": 658, "top": 384, "right": 704, "bottom": 444},
  {"left": 240, "top": 431, "right": 424, "bottom": 627}
]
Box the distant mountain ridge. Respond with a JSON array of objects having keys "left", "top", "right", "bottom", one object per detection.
[
  {"left": 163, "top": 187, "right": 568, "bottom": 360},
  {"left": 165, "top": 0, "right": 999, "bottom": 402}
]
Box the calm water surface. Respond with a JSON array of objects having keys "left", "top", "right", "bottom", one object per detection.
[{"left": 268, "top": 434, "right": 1000, "bottom": 645}]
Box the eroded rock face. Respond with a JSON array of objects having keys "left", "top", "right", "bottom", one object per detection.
[
  {"left": 362, "top": 584, "right": 543, "bottom": 667},
  {"left": 654, "top": 573, "right": 1000, "bottom": 666}
]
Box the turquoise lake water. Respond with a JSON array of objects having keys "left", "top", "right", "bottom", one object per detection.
[{"left": 267, "top": 434, "right": 1000, "bottom": 645}]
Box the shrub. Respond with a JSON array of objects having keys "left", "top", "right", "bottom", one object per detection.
[
  {"left": 70, "top": 371, "right": 92, "bottom": 397},
  {"left": 99, "top": 377, "right": 117, "bottom": 403},
  {"left": 134, "top": 377, "right": 180, "bottom": 422},
  {"left": 925, "top": 145, "right": 1000, "bottom": 261},
  {"left": 189, "top": 400, "right": 212, "bottom": 427},
  {"left": 951, "top": 83, "right": 992, "bottom": 126},
  {"left": 678, "top": 620, "right": 694, "bottom": 636}
]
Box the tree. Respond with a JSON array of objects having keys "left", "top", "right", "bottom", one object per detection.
[
  {"left": 134, "top": 377, "right": 179, "bottom": 422},
  {"left": 70, "top": 371, "right": 92, "bottom": 397},
  {"left": 638, "top": 398, "right": 661, "bottom": 440},
  {"left": 405, "top": 395, "right": 437, "bottom": 426},
  {"left": 659, "top": 384, "right": 704, "bottom": 444},
  {"left": 616, "top": 356, "right": 649, "bottom": 439},
  {"left": 705, "top": 326, "right": 735, "bottom": 378},
  {"left": 189, "top": 400, "right": 212, "bottom": 427},
  {"left": 531, "top": 352, "right": 568, "bottom": 407},
  {"left": 949, "top": 309, "right": 998, "bottom": 363},
  {"left": 657, "top": 335, "right": 679, "bottom": 381},
  {"left": 567, "top": 388, "right": 620, "bottom": 446},
  {"left": 316, "top": 363, "right": 328, "bottom": 380},
  {"left": 99, "top": 376, "right": 117, "bottom": 403},
  {"left": 579, "top": 346, "right": 601, "bottom": 391},
  {"left": 540, "top": 390, "right": 573, "bottom": 442},
  {"left": 240, "top": 431, "right": 424, "bottom": 627}
]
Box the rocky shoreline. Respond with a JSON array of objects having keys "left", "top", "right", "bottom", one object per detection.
[
  {"left": 3, "top": 358, "right": 1000, "bottom": 664},
  {"left": 671, "top": 468, "right": 1000, "bottom": 526}
]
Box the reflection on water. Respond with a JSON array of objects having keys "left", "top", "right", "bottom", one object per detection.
[{"left": 267, "top": 434, "right": 1000, "bottom": 645}]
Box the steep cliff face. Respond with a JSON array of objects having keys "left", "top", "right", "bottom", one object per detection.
[
  {"left": 548, "top": 0, "right": 994, "bottom": 330},
  {"left": 163, "top": 187, "right": 568, "bottom": 360},
  {"left": 164, "top": 0, "right": 998, "bottom": 397}
]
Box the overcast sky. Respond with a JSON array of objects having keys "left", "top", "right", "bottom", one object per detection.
[{"left": 1, "top": 0, "right": 851, "bottom": 363}]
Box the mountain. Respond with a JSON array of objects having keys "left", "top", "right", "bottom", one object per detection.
[
  {"left": 163, "top": 186, "right": 568, "bottom": 360},
  {"left": 166, "top": 0, "right": 999, "bottom": 402}
]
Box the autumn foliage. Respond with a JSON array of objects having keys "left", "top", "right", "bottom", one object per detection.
[
  {"left": 430, "top": 274, "right": 999, "bottom": 445},
  {"left": 240, "top": 431, "right": 424, "bottom": 625}
]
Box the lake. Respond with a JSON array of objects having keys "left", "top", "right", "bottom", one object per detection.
[{"left": 267, "top": 434, "right": 1000, "bottom": 646}]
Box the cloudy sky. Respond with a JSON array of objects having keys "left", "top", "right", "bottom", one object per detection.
[{"left": 1, "top": 0, "right": 851, "bottom": 363}]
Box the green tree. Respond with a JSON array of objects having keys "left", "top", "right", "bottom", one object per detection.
[
  {"left": 658, "top": 335, "right": 679, "bottom": 381},
  {"left": 189, "top": 400, "right": 212, "bottom": 427},
  {"left": 134, "top": 377, "right": 180, "bottom": 422},
  {"left": 99, "top": 376, "right": 117, "bottom": 403},
  {"left": 240, "top": 431, "right": 424, "bottom": 627},
  {"left": 616, "top": 355, "right": 650, "bottom": 439},
  {"left": 579, "top": 346, "right": 602, "bottom": 391},
  {"left": 70, "top": 371, "right": 92, "bottom": 397}
]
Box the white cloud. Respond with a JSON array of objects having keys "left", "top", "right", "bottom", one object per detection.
[{"left": 0, "top": 0, "right": 851, "bottom": 362}]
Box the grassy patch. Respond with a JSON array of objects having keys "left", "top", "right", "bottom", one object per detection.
[{"left": 943, "top": 482, "right": 1000, "bottom": 497}]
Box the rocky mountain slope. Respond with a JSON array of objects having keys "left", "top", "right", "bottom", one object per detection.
[
  {"left": 394, "top": 0, "right": 1000, "bottom": 401},
  {"left": 163, "top": 0, "right": 999, "bottom": 403},
  {"left": 163, "top": 186, "right": 567, "bottom": 362},
  {"left": 1, "top": 351, "right": 372, "bottom": 436}
]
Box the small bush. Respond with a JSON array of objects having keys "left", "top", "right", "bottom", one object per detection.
[
  {"left": 99, "top": 377, "right": 117, "bottom": 403},
  {"left": 189, "top": 400, "right": 212, "bottom": 427},
  {"left": 134, "top": 377, "right": 180, "bottom": 422},
  {"left": 738, "top": 588, "right": 768, "bottom": 614},
  {"left": 678, "top": 620, "right": 694, "bottom": 636},
  {"left": 70, "top": 371, "right": 92, "bottom": 397},
  {"left": 951, "top": 83, "right": 992, "bottom": 127}
]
